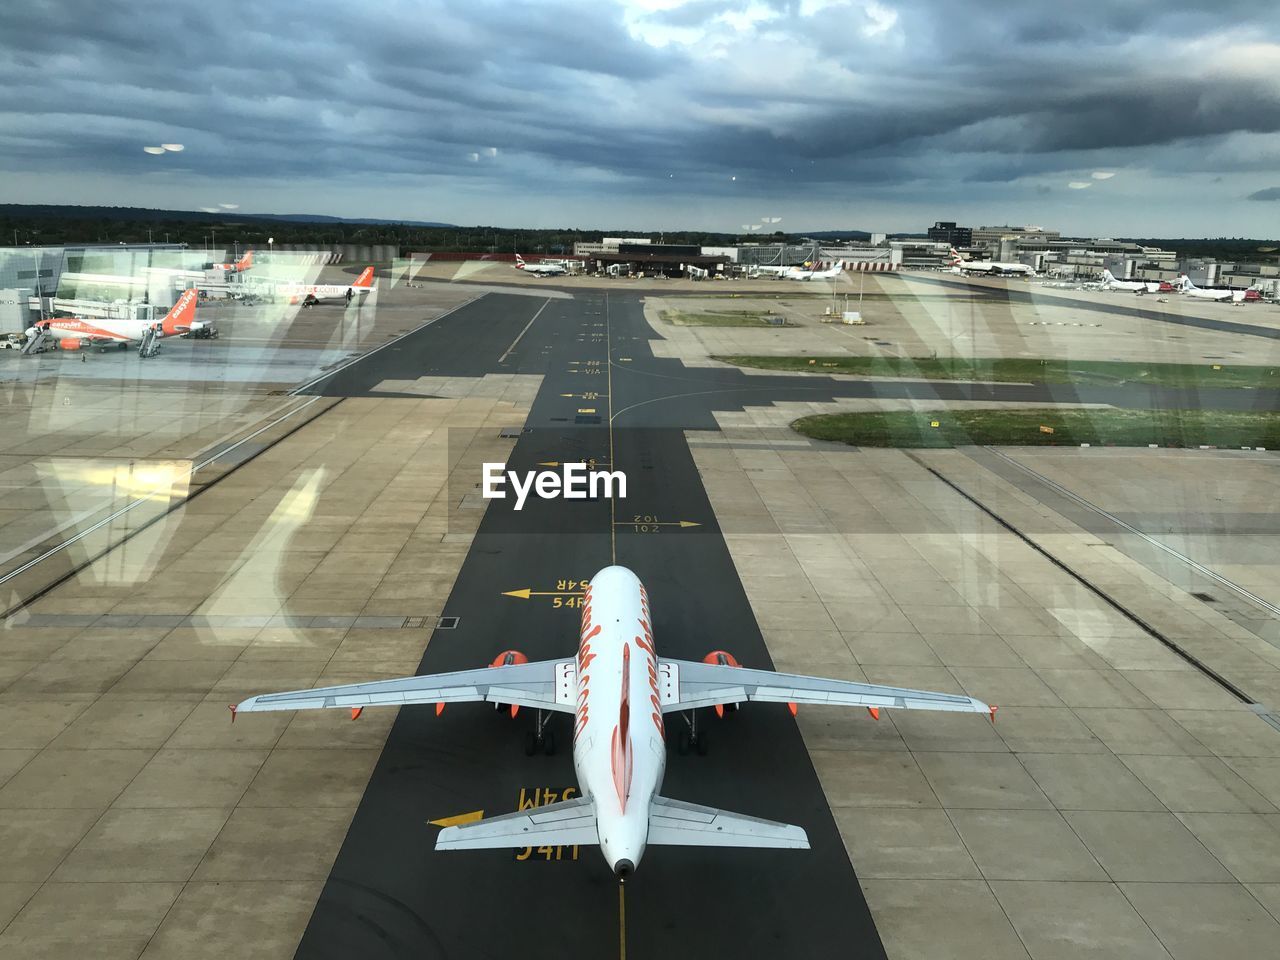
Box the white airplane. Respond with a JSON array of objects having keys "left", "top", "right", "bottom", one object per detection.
[
  {"left": 1177, "top": 275, "right": 1245, "bottom": 302},
  {"left": 746, "top": 265, "right": 793, "bottom": 278},
  {"left": 515, "top": 254, "right": 567, "bottom": 277},
  {"left": 251, "top": 266, "right": 377, "bottom": 304},
  {"left": 785, "top": 262, "right": 844, "bottom": 281},
  {"left": 1099, "top": 269, "right": 1157, "bottom": 293},
  {"left": 948, "top": 248, "right": 1035, "bottom": 277},
  {"left": 27, "top": 288, "right": 207, "bottom": 353},
  {"left": 231, "top": 564, "right": 994, "bottom": 878}
]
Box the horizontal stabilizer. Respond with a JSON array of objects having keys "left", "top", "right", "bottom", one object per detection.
[
  {"left": 647, "top": 796, "right": 809, "bottom": 849},
  {"left": 435, "top": 796, "right": 597, "bottom": 850}
]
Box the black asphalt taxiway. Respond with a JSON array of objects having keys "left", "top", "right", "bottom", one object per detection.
[{"left": 288, "top": 290, "right": 1279, "bottom": 959}]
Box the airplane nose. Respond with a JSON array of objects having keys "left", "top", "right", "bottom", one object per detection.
[{"left": 613, "top": 859, "right": 635, "bottom": 880}]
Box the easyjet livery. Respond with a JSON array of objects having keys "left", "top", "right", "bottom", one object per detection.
[
  {"left": 215, "top": 249, "right": 253, "bottom": 273},
  {"left": 252, "top": 265, "right": 377, "bottom": 303},
  {"left": 232, "top": 565, "right": 994, "bottom": 878},
  {"left": 29, "top": 288, "right": 206, "bottom": 352}
]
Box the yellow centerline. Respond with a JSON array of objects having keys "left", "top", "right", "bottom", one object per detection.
[
  {"left": 606, "top": 293, "right": 616, "bottom": 564},
  {"left": 618, "top": 881, "right": 627, "bottom": 959}
]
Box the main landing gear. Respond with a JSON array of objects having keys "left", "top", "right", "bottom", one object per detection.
[
  {"left": 524, "top": 709, "right": 556, "bottom": 756},
  {"left": 676, "top": 710, "right": 709, "bottom": 756}
]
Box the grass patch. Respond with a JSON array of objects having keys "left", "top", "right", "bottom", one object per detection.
[
  {"left": 717, "top": 356, "right": 1280, "bottom": 389},
  {"left": 661, "top": 309, "right": 787, "bottom": 327},
  {"left": 793, "top": 408, "right": 1280, "bottom": 449}
]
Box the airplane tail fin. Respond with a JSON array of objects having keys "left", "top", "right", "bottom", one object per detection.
[
  {"left": 159, "top": 288, "right": 199, "bottom": 335},
  {"left": 1101, "top": 269, "right": 1116, "bottom": 282},
  {"left": 352, "top": 266, "right": 375, "bottom": 289},
  {"left": 1179, "top": 274, "right": 1197, "bottom": 290},
  {"left": 647, "top": 796, "right": 809, "bottom": 848},
  {"left": 515, "top": 254, "right": 527, "bottom": 268},
  {"left": 237, "top": 250, "right": 253, "bottom": 272}
]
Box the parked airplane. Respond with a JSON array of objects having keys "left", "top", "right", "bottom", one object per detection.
[
  {"left": 515, "top": 254, "right": 567, "bottom": 277},
  {"left": 746, "top": 265, "right": 793, "bottom": 278},
  {"left": 214, "top": 250, "right": 253, "bottom": 273},
  {"left": 786, "top": 262, "right": 844, "bottom": 280},
  {"left": 1177, "top": 275, "right": 1250, "bottom": 303},
  {"left": 251, "top": 266, "right": 376, "bottom": 304},
  {"left": 948, "top": 248, "right": 1035, "bottom": 277},
  {"left": 26, "top": 288, "right": 206, "bottom": 353},
  {"left": 232, "top": 564, "right": 993, "bottom": 878}
]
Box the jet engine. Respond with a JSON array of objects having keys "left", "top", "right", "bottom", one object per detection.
[{"left": 490, "top": 650, "right": 529, "bottom": 717}]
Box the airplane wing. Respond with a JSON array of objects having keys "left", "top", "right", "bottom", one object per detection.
[
  {"left": 435, "top": 796, "right": 598, "bottom": 850},
  {"left": 647, "top": 796, "right": 809, "bottom": 849},
  {"left": 233, "top": 659, "right": 576, "bottom": 715},
  {"left": 658, "top": 658, "right": 992, "bottom": 716}
]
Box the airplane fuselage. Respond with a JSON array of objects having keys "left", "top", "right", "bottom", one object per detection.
[
  {"left": 34, "top": 289, "right": 203, "bottom": 345},
  {"left": 573, "top": 565, "right": 664, "bottom": 877}
]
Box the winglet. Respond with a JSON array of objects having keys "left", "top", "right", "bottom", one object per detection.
[
  {"left": 351, "top": 707, "right": 363, "bottom": 720},
  {"left": 787, "top": 702, "right": 798, "bottom": 717},
  {"left": 989, "top": 704, "right": 998, "bottom": 724},
  {"left": 436, "top": 702, "right": 445, "bottom": 716},
  {"left": 867, "top": 706, "right": 880, "bottom": 721},
  {"left": 228, "top": 704, "right": 237, "bottom": 723}
]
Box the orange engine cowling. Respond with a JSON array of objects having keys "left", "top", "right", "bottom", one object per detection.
[
  {"left": 58, "top": 338, "right": 83, "bottom": 351},
  {"left": 490, "top": 650, "right": 530, "bottom": 717},
  {"left": 704, "top": 651, "right": 741, "bottom": 717}
]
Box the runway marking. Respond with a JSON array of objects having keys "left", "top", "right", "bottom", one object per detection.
[
  {"left": 502, "top": 583, "right": 588, "bottom": 608},
  {"left": 618, "top": 883, "right": 627, "bottom": 960},
  {"left": 498, "top": 298, "right": 552, "bottom": 364},
  {"left": 516, "top": 786, "right": 581, "bottom": 862},
  {"left": 613, "top": 516, "right": 701, "bottom": 531},
  {"left": 606, "top": 293, "right": 616, "bottom": 564},
  {"left": 428, "top": 810, "right": 484, "bottom": 827}
]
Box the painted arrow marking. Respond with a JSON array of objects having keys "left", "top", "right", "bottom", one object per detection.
[
  {"left": 428, "top": 810, "right": 485, "bottom": 827},
  {"left": 612, "top": 520, "right": 701, "bottom": 528},
  {"left": 502, "top": 588, "right": 587, "bottom": 600}
]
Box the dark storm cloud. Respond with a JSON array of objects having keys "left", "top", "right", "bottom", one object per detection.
[
  {"left": 1249, "top": 187, "right": 1280, "bottom": 201},
  {"left": 1, "top": 0, "right": 1279, "bottom": 212}
]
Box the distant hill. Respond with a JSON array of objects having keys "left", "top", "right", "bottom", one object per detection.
[{"left": 0, "top": 204, "right": 453, "bottom": 228}]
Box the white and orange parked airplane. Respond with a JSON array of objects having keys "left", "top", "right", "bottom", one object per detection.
[
  {"left": 232, "top": 564, "right": 994, "bottom": 878},
  {"left": 28, "top": 288, "right": 206, "bottom": 353},
  {"left": 250, "top": 265, "right": 377, "bottom": 304},
  {"left": 214, "top": 249, "right": 253, "bottom": 273}
]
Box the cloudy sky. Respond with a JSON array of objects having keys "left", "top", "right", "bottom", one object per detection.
[{"left": 2, "top": 0, "right": 1279, "bottom": 235}]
